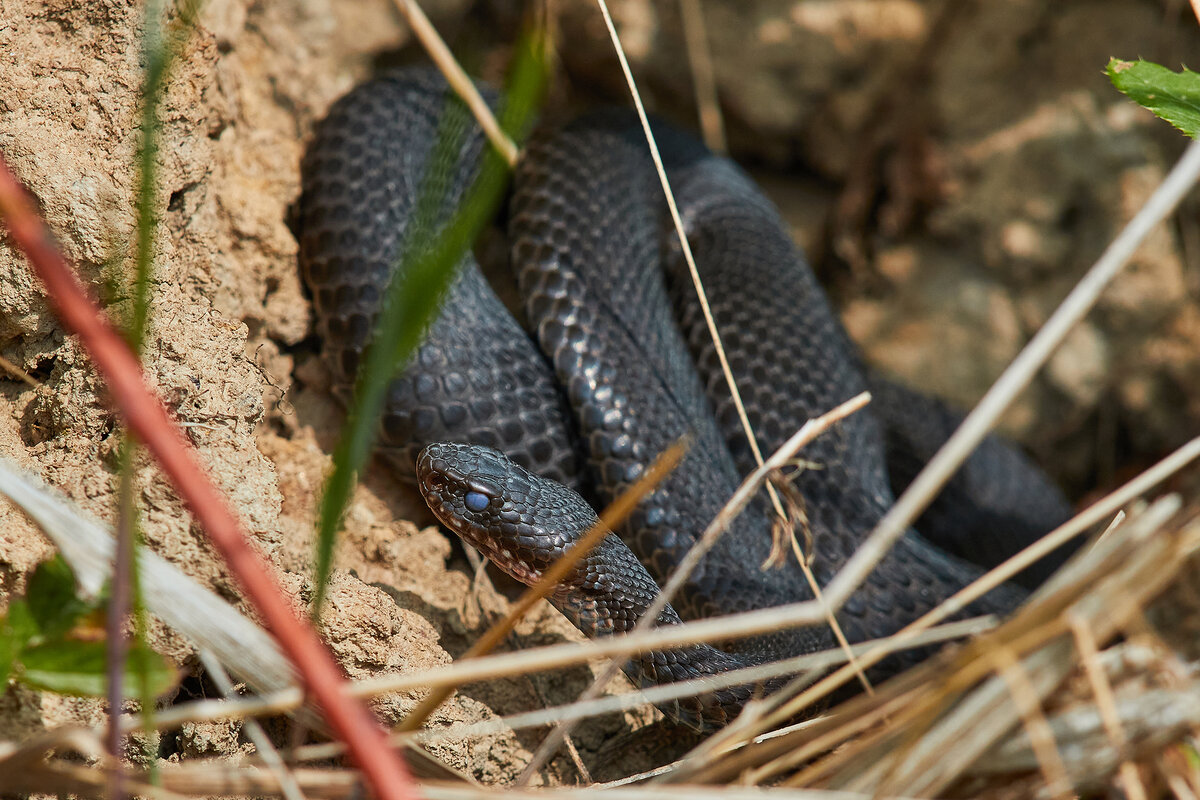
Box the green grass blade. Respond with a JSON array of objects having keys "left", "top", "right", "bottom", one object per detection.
[
  {"left": 128, "top": 0, "right": 201, "bottom": 348},
  {"left": 115, "top": 0, "right": 203, "bottom": 768},
  {"left": 311, "top": 32, "right": 548, "bottom": 619}
]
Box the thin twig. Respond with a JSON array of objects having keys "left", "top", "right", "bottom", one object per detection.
[
  {"left": 282, "top": 617, "right": 993, "bottom": 765},
  {"left": 107, "top": 458, "right": 136, "bottom": 800},
  {"left": 393, "top": 0, "right": 519, "bottom": 167},
  {"left": 113, "top": 765, "right": 921, "bottom": 800},
  {"left": 419, "top": 619, "right": 971, "bottom": 747},
  {"left": 650, "top": 395, "right": 869, "bottom": 670},
  {"left": 1093, "top": 509, "right": 1127, "bottom": 547},
  {"left": 132, "top": 584, "right": 869, "bottom": 737},
  {"left": 422, "top": 617, "right": 985, "bottom": 744},
  {"left": 197, "top": 651, "right": 308, "bottom": 800}
]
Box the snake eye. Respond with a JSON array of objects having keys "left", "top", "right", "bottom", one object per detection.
[{"left": 464, "top": 491, "right": 490, "bottom": 512}]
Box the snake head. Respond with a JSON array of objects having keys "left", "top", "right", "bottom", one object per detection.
[{"left": 416, "top": 442, "right": 599, "bottom": 587}]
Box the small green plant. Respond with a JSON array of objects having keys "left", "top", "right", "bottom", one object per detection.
[
  {"left": 0, "top": 556, "right": 175, "bottom": 697},
  {"left": 1108, "top": 58, "right": 1200, "bottom": 139}
]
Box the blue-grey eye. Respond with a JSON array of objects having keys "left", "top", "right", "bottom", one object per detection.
[{"left": 464, "top": 491, "right": 490, "bottom": 512}]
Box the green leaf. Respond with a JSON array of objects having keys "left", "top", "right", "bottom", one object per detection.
[
  {"left": 1107, "top": 58, "right": 1200, "bottom": 139},
  {"left": 19, "top": 640, "right": 177, "bottom": 698},
  {"left": 0, "top": 599, "right": 38, "bottom": 687},
  {"left": 26, "top": 555, "right": 94, "bottom": 639}
]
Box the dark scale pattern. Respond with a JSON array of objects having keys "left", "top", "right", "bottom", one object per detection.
[
  {"left": 297, "top": 69, "right": 583, "bottom": 487},
  {"left": 865, "top": 376, "right": 1076, "bottom": 589},
  {"left": 510, "top": 115, "right": 831, "bottom": 669},
  {"left": 507, "top": 113, "right": 1042, "bottom": 724},
  {"left": 301, "top": 71, "right": 1075, "bottom": 731},
  {"left": 649, "top": 136, "right": 1036, "bottom": 644}
]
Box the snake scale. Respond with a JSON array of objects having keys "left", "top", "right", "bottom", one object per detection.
[{"left": 297, "top": 68, "right": 1075, "bottom": 730}]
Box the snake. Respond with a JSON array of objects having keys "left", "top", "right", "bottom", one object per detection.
[{"left": 297, "top": 68, "right": 1075, "bottom": 731}]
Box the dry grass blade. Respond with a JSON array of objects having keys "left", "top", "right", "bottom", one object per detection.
[
  {"left": 129, "top": 765, "right": 360, "bottom": 800},
  {"left": 991, "top": 647, "right": 1072, "bottom": 799},
  {"left": 1066, "top": 615, "right": 1149, "bottom": 800},
  {"left": 678, "top": 0, "right": 725, "bottom": 152},
  {"left": 110, "top": 764, "right": 928, "bottom": 800},
  {"left": 12, "top": 766, "right": 181, "bottom": 800},
  {"left": 0, "top": 458, "right": 293, "bottom": 693},
  {"left": 592, "top": 0, "right": 757, "bottom": 484},
  {"left": 425, "top": 617, "right": 977, "bottom": 742},
  {"left": 1092, "top": 509, "right": 1127, "bottom": 547},
  {"left": 819, "top": 499, "right": 1189, "bottom": 797},
  {"left": 0, "top": 727, "right": 178, "bottom": 800},
  {"left": 284, "top": 617, "right": 993, "bottom": 765},
  {"left": 976, "top": 679, "right": 1200, "bottom": 784},
  {"left": 197, "top": 651, "right": 308, "bottom": 800},
  {"left": 669, "top": 433, "right": 1200, "bottom": 774},
  {"left": 398, "top": 438, "right": 688, "bottom": 731},
  {"left": 392, "top": 0, "right": 518, "bottom": 166},
  {"left": 873, "top": 509, "right": 1177, "bottom": 794},
  {"left": 676, "top": 494, "right": 1188, "bottom": 789},
  {"left": 0, "top": 726, "right": 104, "bottom": 778},
  {"left": 629, "top": 393, "right": 871, "bottom": 678},
  {"left": 585, "top": 0, "right": 869, "bottom": 761},
  {"left": 0, "top": 352, "right": 38, "bottom": 387},
  {"left": 424, "top": 783, "right": 924, "bottom": 800}
]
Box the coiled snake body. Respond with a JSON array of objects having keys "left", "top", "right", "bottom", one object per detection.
[{"left": 298, "top": 69, "right": 1074, "bottom": 730}]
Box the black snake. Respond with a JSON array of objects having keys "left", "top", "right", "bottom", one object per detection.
[{"left": 297, "top": 68, "right": 1075, "bottom": 730}]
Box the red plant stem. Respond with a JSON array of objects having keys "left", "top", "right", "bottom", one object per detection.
[{"left": 0, "top": 153, "right": 419, "bottom": 800}]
